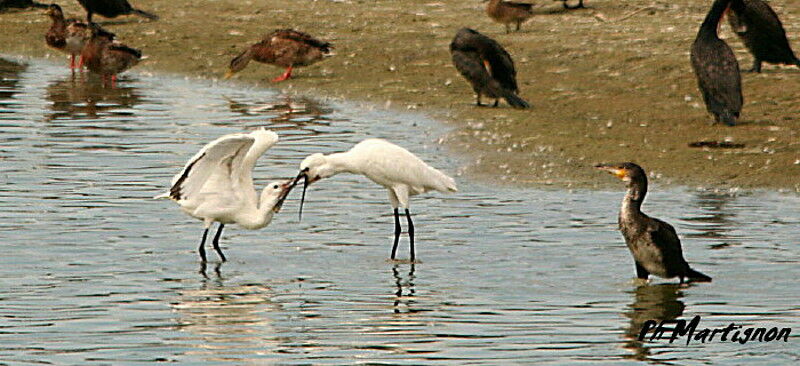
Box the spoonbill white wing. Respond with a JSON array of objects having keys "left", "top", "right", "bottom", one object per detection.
[
  {"left": 352, "top": 139, "right": 457, "bottom": 194},
  {"left": 164, "top": 134, "right": 256, "bottom": 202}
]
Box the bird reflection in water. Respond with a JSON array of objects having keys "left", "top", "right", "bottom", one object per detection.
[
  {"left": 224, "top": 94, "right": 334, "bottom": 130},
  {"left": 172, "top": 262, "right": 280, "bottom": 361},
  {"left": 0, "top": 58, "right": 26, "bottom": 103},
  {"left": 683, "top": 191, "right": 738, "bottom": 247},
  {"left": 622, "top": 284, "right": 685, "bottom": 362},
  {"left": 45, "top": 73, "right": 141, "bottom": 120},
  {"left": 392, "top": 264, "right": 417, "bottom": 314}
]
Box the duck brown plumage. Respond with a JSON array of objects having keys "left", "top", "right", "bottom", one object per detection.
[
  {"left": 727, "top": 0, "right": 800, "bottom": 73},
  {"left": 691, "top": 0, "right": 742, "bottom": 126},
  {"left": 449, "top": 28, "right": 529, "bottom": 109},
  {"left": 45, "top": 3, "right": 90, "bottom": 69},
  {"left": 80, "top": 24, "right": 141, "bottom": 85},
  {"left": 486, "top": 0, "right": 534, "bottom": 33},
  {"left": 75, "top": 0, "right": 158, "bottom": 23},
  {"left": 225, "top": 29, "right": 332, "bottom": 82},
  {"left": 596, "top": 162, "right": 712, "bottom": 284}
]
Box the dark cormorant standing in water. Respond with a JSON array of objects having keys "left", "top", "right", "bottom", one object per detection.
[
  {"left": 727, "top": 0, "right": 800, "bottom": 73},
  {"left": 449, "top": 28, "right": 530, "bottom": 109},
  {"left": 75, "top": 0, "right": 158, "bottom": 23},
  {"left": 691, "top": 0, "right": 742, "bottom": 126},
  {"left": 596, "top": 163, "right": 712, "bottom": 284}
]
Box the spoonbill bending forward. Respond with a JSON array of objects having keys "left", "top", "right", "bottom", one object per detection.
[
  {"left": 155, "top": 128, "right": 294, "bottom": 262},
  {"left": 295, "top": 139, "right": 458, "bottom": 261}
]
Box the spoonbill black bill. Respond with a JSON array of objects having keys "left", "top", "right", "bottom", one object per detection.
[
  {"left": 155, "top": 128, "right": 294, "bottom": 262},
  {"left": 294, "top": 138, "right": 458, "bottom": 261}
]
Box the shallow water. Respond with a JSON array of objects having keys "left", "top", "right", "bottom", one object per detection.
[{"left": 0, "top": 58, "right": 798, "bottom": 364}]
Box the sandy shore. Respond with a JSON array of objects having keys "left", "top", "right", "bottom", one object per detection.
[{"left": 2, "top": 0, "right": 799, "bottom": 190}]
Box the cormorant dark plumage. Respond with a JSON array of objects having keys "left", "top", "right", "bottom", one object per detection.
[
  {"left": 727, "top": 0, "right": 800, "bottom": 73},
  {"left": 596, "top": 163, "right": 712, "bottom": 284},
  {"left": 691, "top": 0, "right": 742, "bottom": 126},
  {"left": 225, "top": 29, "right": 332, "bottom": 82},
  {"left": 449, "top": 28, "right": 530, "bottom": 109},
  {"left": 75, "top": 0, "right": 158, "bottom": 23},
  {"left": 486, "top": 0, "right": 534, "bottom": 33}
]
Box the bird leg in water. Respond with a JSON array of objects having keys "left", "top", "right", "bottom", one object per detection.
[
  {"left": 69, "top": 55, "right": 76, "bottom": 70},
  {"left": 475, "top": 94, "right": 484, "bottom": 107},
  {"left": 493, "top": 99, "right": 499, "bottom": 108},
  {"left": 198, "top": 228, "right": 209, "bottom": 262},
  {"left": 212, "top": 224, "right": 227, "bottom": 262},
  {"left": 272, "top": 65, "right": 293, "bottom": 82},
  {"left": 391, "top": 208, "right": 401, "bottom": 260},
  {"left": 406, "top": 209, "right": 415, "bottom": 261}
]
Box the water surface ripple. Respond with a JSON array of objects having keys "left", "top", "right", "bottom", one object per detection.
[{"left": 0, "top": 58, "right": 798, "bottom": 364}]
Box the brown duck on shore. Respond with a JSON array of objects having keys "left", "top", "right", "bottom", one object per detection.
[
  {"left": 486, "top": 0, "right": 534, "bottom": 33},
  {"left": 225, "top": 29, "right": 332, "bottom": 82},
  {"left": 80, "top": 24, "right": 141, "bottom": 86},
  {"left": 44, "top": 4, "right": 90, "bottom": 70},
  {"left": 450, "top": 28, "right": 529, "bottom": 109},
  {"left": 75, "top": 0, "right": 158, "bottom": 23},
  {"left": 727, "top": 0, "right": 800, "bottom": 73},
  {"left": 691, "top": 0, "right": 742, "bottom": 126}
]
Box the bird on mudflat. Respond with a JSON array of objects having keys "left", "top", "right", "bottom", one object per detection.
[
  {"left": 449, "top": 28, "right": 530, "bottom": 109},
  {"left": 44, "top": 4, "right": 90, "bottom": 70},
  {"left": 558, "top": 0, "right": 585, "bottom": 9},
  {"left": 727, "top": 0, "right": 800, "bottom": 73},
  {"left": 225, "top": 29, "right": 332, "bottom": 82},
  {"left": 293, "top": 139, "right": 457, "bottom": 262},
  {"left": 80, "top": 23, "right": 141, "bottom": 86},
  {"left": 155, "top": 128, "right": 295, "bottom": 262},
  {"left": 75, "top": 0, "right": 158, "bottom": 23},
  {"left": 691, "top": 0, "right": 742, "bottom": 126},
  {"left": 486, "top": 0, "right": 534, "bottom": 33},
  {"left": 596, "top": 162, "right": 712, "bottom": 284}
]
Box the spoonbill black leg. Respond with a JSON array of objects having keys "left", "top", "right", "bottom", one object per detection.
[
  {"left": 212, "top": 224, "right": 227, "bottom": 262},
  {"left": 405, "top": 209, "right": 415, "bottom": 261},
  {"left": 198, "top": 228, "right": 209, "bottom": 262},
  {"left": 391, "top": 208, "right": 402, "bottom": 259}
]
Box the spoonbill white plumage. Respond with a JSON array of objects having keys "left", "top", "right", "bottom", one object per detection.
[
  {"left": 294, "top": 138, "right": 458, "bottom": 261},
  {"left": 155, "top": 128, "right": 294, "bottom": 262}
]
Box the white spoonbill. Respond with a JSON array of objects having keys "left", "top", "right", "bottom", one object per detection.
[
  {"left": 155, "top": 128, "right": 294, "bottom": 262},
  {"left": 294, "top": 138, "right": 458, "bottom": 261}
]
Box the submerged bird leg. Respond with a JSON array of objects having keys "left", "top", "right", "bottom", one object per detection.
[
  {"left": 77, "top": 56, "right": 84, "bottom": 70},
  {"left": 405, "top": 209, "right": 415, "bottom": 262},
  {"left": 493, "top": 99, "right": 499, "bottom": 108},
  {"left": 69, "top": 55, "right": 76, "bottom": 70},
  {"left": 475, "top": 94, "right": 484, "bottom": 107},
  {"left": 198, "top": 228, "right": 209, "bottom": 262},
  {"left": 516, "top": 21, "right": 521, "bottom": 32},
  {"left": 272, "top": 65, "right": 294, "bottom": 82},
  {"left": 505, "top": 24, "right": 511, "bottom": 34},
  {"left": 391, "top": 208, "right": 401, "bottom": 260},
  {"left": 212, "top": 224, "right": 227, "bottom": 262}
]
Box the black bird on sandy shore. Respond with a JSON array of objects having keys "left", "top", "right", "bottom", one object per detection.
[
  {"left": 75, "top": 0, "right": 158, "bottom": 23},
  {"left": 691, "top": 0, "right": 742, "bottom": 126},
  {"left": 596, "top": 162, "right": 712, "bottom": 284},
  {"left": 449, "top": 28, "right": 530, "bottom": 109},
  {"left": 727, "top": 0, "right": 800, "bottom": 73}
]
